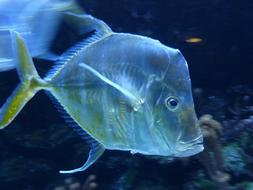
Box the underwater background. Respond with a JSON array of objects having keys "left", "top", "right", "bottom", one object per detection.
[{"left": 0, "top": 0, "right": 253, "bottom": 189}]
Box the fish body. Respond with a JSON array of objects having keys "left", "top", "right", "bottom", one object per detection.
[
  {"left": 0, "top": 13, "right": 203, "bottom": 173},
  {"left": 50, "top": 33, "right": 202, "bottom": 156}
]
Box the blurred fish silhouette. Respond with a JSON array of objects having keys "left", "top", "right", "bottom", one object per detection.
[
  {"left": 0, "top": 0, "right": 81, "bottom": 72},
  {"left": 0, "top": 8, "right": 203, "bottom": 173}
]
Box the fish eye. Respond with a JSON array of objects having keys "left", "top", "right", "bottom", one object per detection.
[{"left": 165, "top": 96, "right": 179, "bottom": 111}]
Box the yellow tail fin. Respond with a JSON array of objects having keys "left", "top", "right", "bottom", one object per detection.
[{"left": 0, "top": 32, "right": 47, "bottom": 129}]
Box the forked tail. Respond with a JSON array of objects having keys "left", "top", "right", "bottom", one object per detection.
[
  {"left": 0, "top": 32, "right": 48, "bottom": 129},
  {"left": 0, "top": 31, "right": 106, "bottom": 174}
]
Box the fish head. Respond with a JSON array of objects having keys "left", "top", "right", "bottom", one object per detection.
[{"left": 144, "top": 47, "right": 203, "bottom": 157}]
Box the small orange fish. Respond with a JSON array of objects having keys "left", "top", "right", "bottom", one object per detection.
[{"left": 185, "top": 37, "right": 203, "bottom": 43}]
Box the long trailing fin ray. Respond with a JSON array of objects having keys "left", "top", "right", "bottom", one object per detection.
[
  {"left": 45, "top": 91, "right": 105, "bottom": 173},
  {"left": 0, "top": 32, "right": 46, "bottom": 129},
  {"left": 63, "top": 12, "right": 112, "bottom": 37}
]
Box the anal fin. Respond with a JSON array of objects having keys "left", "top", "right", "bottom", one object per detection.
[
  {"left": 45, "top": 91, "right": 105, "bottom": 173},
  {"left": 60, "top": 142, "right": 105, "bottom": 174}
]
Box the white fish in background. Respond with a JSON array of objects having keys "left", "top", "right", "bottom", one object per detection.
[{"left": 0, "top": 0, "right": 81, "bottom": 71}]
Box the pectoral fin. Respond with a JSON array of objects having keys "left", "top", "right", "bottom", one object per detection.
[{"left": 79, "top": 63, "right": 144, "bottom": 111}]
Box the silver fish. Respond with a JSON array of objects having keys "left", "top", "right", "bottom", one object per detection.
[
  {"left": 0, "top": 0, "right": 81, "bottom": 72},
  {"left": 0, "top": 13, "right": 203, "bottom": 174}
]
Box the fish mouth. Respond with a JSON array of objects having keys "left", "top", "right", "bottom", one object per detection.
[
  {"left": 173, "top": 135, "right": 204, "bottom": 157},
  {"left": 155, "top": 123, "right": 203, "bottom": 157}
]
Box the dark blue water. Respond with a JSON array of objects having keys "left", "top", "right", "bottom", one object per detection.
[{"left": 0, "top": 0, "right": 253, "bottom": 190}]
